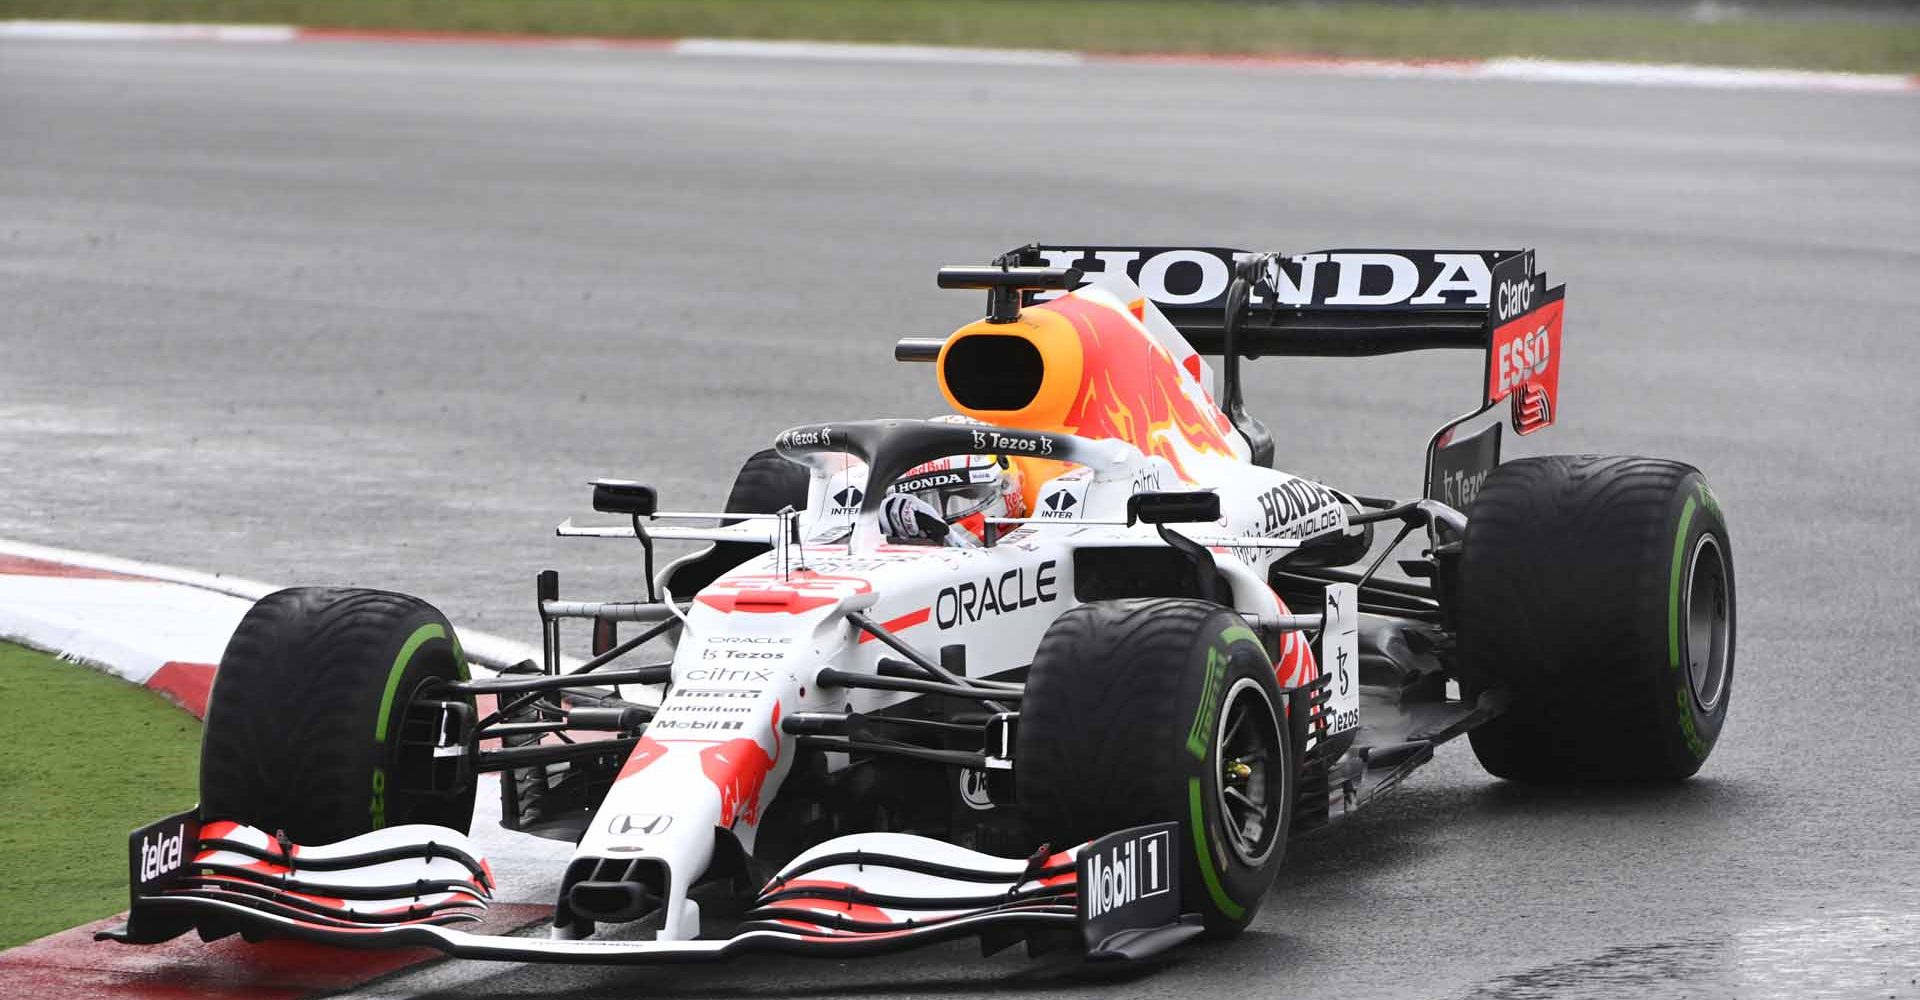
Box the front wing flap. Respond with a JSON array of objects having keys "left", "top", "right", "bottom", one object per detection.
[{"left": 104, "top": 814, "right": 1199, "bottom": 964}]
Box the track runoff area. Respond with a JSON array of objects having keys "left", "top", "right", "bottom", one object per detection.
[
  {"left": 0, "top": 541, "right": 568, "bottom": 999},
  {"left": 1, "top": 18, "right": 1916, "bottom": 93}
]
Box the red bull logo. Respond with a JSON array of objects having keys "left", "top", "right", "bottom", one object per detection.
[{"left": 700, "top": 737, "right": 776, "bottom": 827}]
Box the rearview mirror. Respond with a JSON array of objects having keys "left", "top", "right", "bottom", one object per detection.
[{"left": 591, "top": 480, "right": 657, "bottom": 517}]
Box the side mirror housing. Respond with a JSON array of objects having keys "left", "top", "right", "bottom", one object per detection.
[
  {"left": 1128, "top": 490, "right": 1221, "bottom": 526},
  {"left": 591, "top": 480, "right": 658, "bottom": 517}
]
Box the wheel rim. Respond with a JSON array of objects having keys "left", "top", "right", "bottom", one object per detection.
[
  {"left": 1214, "top": 677, "right": 1284, "bottom": 867},
  {"left": 1684, "top": 534, "right": 1731, "bottom": 713}
]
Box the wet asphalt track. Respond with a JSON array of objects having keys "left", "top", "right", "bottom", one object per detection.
[{"left": 4, "top": 37, "right": 1920, "bottom": 1000}]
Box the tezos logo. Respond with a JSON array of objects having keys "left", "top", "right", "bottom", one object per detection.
[
  {"left": 139, "top": 824, "right": 187, "bottom": 884},
  {"left": 701, "top": 648, "right": 781, "bottom": 660},
  {"left": 970, "top": 428, "right": 1053, "bottom": 456},
  {"left": 1440, "top": 468, "right": 1490, "bottom": 509},
  {"left": 778, "top": 426, "right": 833, "bottom": 448}
]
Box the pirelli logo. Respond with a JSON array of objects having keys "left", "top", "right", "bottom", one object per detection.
[{"left": 1186, "top": 647, "right": 1227, "bottom": 760}]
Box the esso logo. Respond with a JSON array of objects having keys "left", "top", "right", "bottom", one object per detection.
[
  {"left": 1496, "top": 278, "right": 1533, "bottom": 322},
  {"left": 1496, "top": 325, "right": 1553, "bottom": 396}
]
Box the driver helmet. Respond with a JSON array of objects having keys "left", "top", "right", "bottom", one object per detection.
[{"left": 888, "top": 452, "right": 1027, "bottom": 543}]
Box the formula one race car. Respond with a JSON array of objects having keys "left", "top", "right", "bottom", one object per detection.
[{"left": 107, "top": 243, "right": 1736, "bottom": 965}]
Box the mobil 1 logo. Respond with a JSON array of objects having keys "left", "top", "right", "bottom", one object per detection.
[{"left": 1076, "top": 822, "right": 1178, "bottom": 948}]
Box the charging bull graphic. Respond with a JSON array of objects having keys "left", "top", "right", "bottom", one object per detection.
[{"left": 701, "top": 734, "right": 777, "bottom": 827}]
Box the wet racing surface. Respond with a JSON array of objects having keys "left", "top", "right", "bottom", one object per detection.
[{"left": 3, "top": 38, "right": 1918, "bottom": 999}]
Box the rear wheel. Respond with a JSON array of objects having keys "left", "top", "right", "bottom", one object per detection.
[
  {"left": 1016, "top": 598, "right": 1291, "bottom": 935},
  {"left": 200, "top": 587, "right": 475, "bottom": 844},
  {"left": 1457, "top": 455, "right": 1735, "bottom": 782}
]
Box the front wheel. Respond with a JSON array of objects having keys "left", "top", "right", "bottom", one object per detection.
[
  {"left": 200, "top": 587, "right": 475, "bottom": 844},
  {"left": 1016, "top": 598, "right": 1292, "bottom": 935}
]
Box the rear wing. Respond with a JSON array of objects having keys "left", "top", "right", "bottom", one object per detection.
[{"left": 995, "top": 243, "right": 1565, "bottom": 438}]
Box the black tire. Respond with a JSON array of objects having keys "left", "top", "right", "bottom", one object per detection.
[
  {"left": 201, "top": 587, "right": 476, "bottom": 844},
  {"left": 664, "top": 448, "right": 812, "bottom": 595},
  {"left": 1457, "top": 456, "right": 1735, "bottom": 782},
  {"left": 1017, "top": 598, "right": 1292, "bottom": 936}
]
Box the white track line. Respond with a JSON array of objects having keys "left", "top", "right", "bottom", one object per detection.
[
  {"left": 1478, "top": 57, "right": 1917, "bottom": 93},
  {"left": 674, "top": 37, "right": 1083, "bottom": 67},
  {"left": 0, "top": 19, "right": 294, "bottom": 42},
  {"left": 1, "top": 19, "right": 1910, "bottom": 94}
]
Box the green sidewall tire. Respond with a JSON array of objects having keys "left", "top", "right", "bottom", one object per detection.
[
  {"left": 1016, "top": 598, "right": 1292, "bottom": 936},
  {"left": 200, "top": 587, "right": 475, "bottom": 844},
  {"left": 1458, "top": 456, "right": 1736, "bottom": 782}
]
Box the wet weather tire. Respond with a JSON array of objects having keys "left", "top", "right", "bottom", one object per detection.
[
  {"left": 200, "top": 587, "right": 475, "bottom": 845},
  {"left": 1017, "top": 598, "right": 1291, "bottom": 935},
  {"left": 1457, "top": 456, "right": 1735, "bottom": 782}
]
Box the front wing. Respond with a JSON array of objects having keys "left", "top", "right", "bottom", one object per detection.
[{"left": 102, "top": 810, "right": 1200, "bottom": 964}]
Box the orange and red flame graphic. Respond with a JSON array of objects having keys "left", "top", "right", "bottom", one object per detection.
[{"left": 1037, "top": 293, "right": 1237, "bottom": 480}]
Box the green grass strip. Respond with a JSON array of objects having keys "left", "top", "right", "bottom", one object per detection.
[
  {"left": 1, "top": 0, "right": 1915, "bottom": 73},
  {"left": 0, "top": 643, "right": 201, "bottom": 949},
  {"left": 1187, "top": 776, "right": 1243, "bottom": 921},
  {"left": 374, "top": 623, "right": 444, "bottom": 742}
]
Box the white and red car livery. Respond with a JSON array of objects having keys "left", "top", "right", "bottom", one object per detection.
[{"left": 107, "top": 243, "right": 1730, "bottom": 972}]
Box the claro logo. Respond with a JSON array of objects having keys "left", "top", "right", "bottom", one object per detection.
[
  {"left": 1495, "top": 276, "right": 1534, "bottom": 323},
  {"left": 935, "top": 561, "right": 1059, "bottom": 629}
]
